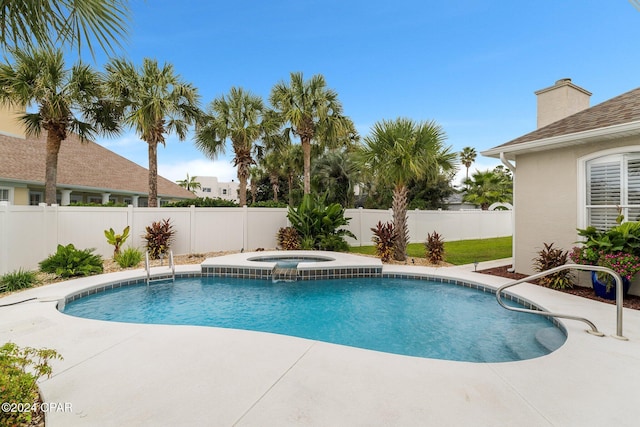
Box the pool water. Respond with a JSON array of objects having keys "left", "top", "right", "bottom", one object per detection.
[{"left": 63, "top": 277, "right": 566, "bottom": 362}]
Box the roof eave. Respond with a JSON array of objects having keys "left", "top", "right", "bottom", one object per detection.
[{"left": 481, "top": 120, "right": 640, "bottom": 160}]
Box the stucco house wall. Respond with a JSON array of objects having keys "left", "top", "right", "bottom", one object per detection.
[
  {"left": 513, "top": 136, "right": 640, "bottom": 276},
  {"left": 484, "top": 80, "right": 640, "bottom": 296}
]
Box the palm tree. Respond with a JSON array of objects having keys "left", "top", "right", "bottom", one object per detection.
[
  {"left": 0, "top": 48, "right": 119, "bottom": 205},
  {"left": 105, "top": 57, "right": 200, "bottom": 207},
  {"left": 311, "top": 149, "right": 359, "bottom": 207},
  {"left": 269, "top": 72, "right": 353, "bottom": 194},
  {"left": 359, "top": 118, "right": 457, "bottom": 261},
  {"left": 261, "top": 150, "right": 284, "bottom": 203},
  {"left": 176, "top": 173, "right": 201, "bottom": 193},
  {"left": 194, "top": 87, "right": 265, "bottom": 207},
  {"left": 460, "top": 146, "right": 477, "bottom": 181},
  {"left": 463, "top": 168, "right": 513, "bottom": 210},
  {"left": 0, "top": 0, "right": 129, "bottom": 55}
]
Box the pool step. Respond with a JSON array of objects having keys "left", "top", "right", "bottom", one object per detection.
[
  {"left": 272, "top": 265, "right": 298, "bottom": 282},
  {"left": 535, "top": 327, "right": 566, "bottom": 352}
]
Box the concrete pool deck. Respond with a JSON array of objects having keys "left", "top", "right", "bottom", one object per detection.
[{"left": 1, "top": 255, "right": 640, "bottom": 426}]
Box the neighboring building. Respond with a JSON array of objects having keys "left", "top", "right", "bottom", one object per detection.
[
  {"left": 444, "top": 192, "right": 478, "bottom": 211},
  {"left": 0, "top": 106, "right": 194, "bottom": 206},
  {"left": 193, "top": 176, "right": 239, "bottom": 203},
  {"left": 483, "top": 78, "right": 640, "bottom": 275}
]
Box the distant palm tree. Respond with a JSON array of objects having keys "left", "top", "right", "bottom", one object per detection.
[
  {"left": 0, "top": 48, "right": 120, "bottom": 205},
  {"left": 195, "top": 87, "right": 265, "bottom": 207},
  {"left": 105, "top": 58, "right": 201, "bottom": 207},
  {"left": 269, "top": 72, "right": 353, "bottom": 194},
  {"left": 463, "top": 168, "right": 513, "bottom": 210},
  {"left": 176, "top": 173, "right": 201, "bottom": 193},
  {"left": 460, "top": 146, "right": 477, "bottom": 181},
  {"left": 359, "top": 118, "right": 457, "bottom": 261},
  {"left": 261, "top": 150, "right": 284, "bottom": 203},
  {"left": 249, "top": 166, "right": 261, "bottom": 204},
  {"left": 312, "top": 150, "right": 359, "bottom": 207},
  {"left": 0, "top": 0, "right": 129, "bottom": 55}
]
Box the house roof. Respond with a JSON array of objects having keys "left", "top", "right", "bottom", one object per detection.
[
  {"left": 483, "top": 87, "right": 640, "bottom": 159},
  {"left": 0, "top": 132, "right": 194, "bottom": 199}
]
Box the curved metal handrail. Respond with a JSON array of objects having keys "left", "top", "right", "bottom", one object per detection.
[{"left": 495, "top": 264, "right": 627, "bottom": 340}]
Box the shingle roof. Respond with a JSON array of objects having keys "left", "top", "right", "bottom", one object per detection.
[
  {"left": 490, "top": 86, "right": 640, "bottom": 150},
  {"left": 0, "top": 132, "right": 194, "bottom": 198}
]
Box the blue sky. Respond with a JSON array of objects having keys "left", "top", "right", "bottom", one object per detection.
[{"left": 86, "top": 0, "right": 640, "bottom": 187}]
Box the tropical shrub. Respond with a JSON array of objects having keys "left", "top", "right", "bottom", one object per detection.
[
  {"left": 371, "top": 221, "right": 397, "bottom": 262},
  {"left": 144, "top": 219, "right": 175, "bottom": 259},
  {"left": 39, "top": 244, "right": 103, "bottom": 278},
  {"left": 533, "top": 243, "right": 573, "bottom": 289},
  {"left": 104, "top": 226, "right": 130, "bottom": 257},
  {"left": 0, "top": 269, "right": 39, "bottom": 292},
  {"left": 114, "top": 247, "right": 143, "bottom": 268},
  {"left": 0, "top": 342, "right": 62, "bottom": 426},
  {"left": 277, "top": 227, "right": 301, "bottom": 250},
  {"left": 287, "top": 194, "right": 356, "bottom": 251},
  {"left": 250, "top": 200, "right": 289, "bottom": 208},
  {"left": 425, "top": 231, "right": 445, "bottom": 264},
  {"left": 165, "top": 197, "right": 239, "bottom": 207}
]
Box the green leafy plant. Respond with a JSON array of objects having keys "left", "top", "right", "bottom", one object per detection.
[
  {"left": 0, "top": 342, "right": 63, "bottom": 426},
  {"left": 104, "top": 225, "right": 130, "bottom": 257},
  {"left": 576, "top": 221, "right": 640, "bottom": 255},
  {"left": 533, "top": 243, "right": 574, "bottom": 289},
  {"left": 0, "top": 269, "right": 39, "bottom": 293},
  {"left": 39, "top": 244, "right": 103, "bottom": 278},
  {"left": 114, "top": 247, "right": 143, "bottom": 268},
  {"left": 425, "top": 231, "right": 445, "bottom": 264},
  {"left": 165, "top": 197, "right": 239, "bottom": 207},
  {"left": 144, "top": 219, "right": 175, "bottom": 260},
  {"left": 286, "top": 194, "right": 356, "bottom": 251},
  {"left": 371, "top": 221, "right": 397, "bottom": 262},
  {"left": 277, "top": 227, "right": 301, "bottom": 250}
]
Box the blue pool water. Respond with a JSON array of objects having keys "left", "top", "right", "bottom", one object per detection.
[{"left": 63, "top": 277, "right": 566, "bottom": 362}]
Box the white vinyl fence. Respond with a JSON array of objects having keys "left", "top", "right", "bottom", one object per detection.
[{"left": 0, "top": 203, "right": 512, "bottom": 275}]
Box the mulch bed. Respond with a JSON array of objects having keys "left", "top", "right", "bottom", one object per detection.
[{"left": 476, "top": 265, "right": 640, "bottom": 310}]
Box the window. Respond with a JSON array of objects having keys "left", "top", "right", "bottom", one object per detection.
[
  {"left": 29, "top": 192, "right": 42, "bottom": 205},
  {"left": 0, "top": 188, "right": 9, "bottom": 203},
  {"left": 586, "top": 153, "right": 640, "bottom": 230},
  {"left": 222, "top": 189, "right": 227, "bottom": 195},
  {"left": 202, "top": 187, "right": 211, "bottom": 193}
]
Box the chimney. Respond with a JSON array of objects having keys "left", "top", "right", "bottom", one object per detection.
[{"left": 534, "top": 78, "right": 591, "bottom": 129}]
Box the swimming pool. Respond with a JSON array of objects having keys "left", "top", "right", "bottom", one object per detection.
[{"left": 62, "top": 276, "right": 566, "bottom": 362}]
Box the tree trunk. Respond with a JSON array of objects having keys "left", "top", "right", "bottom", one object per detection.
[
  {"left": 392, "top": 184, "right": 409, "bottom": 261},
  {"left": 238, "top": 165, "right": 248, "bottom": 207},
  {"left": 44, "top": 132, "right": 63, "bottom": 205},
  {"left": 288, "top": 173, "right": 294, "bottom": 206},
  {"left": 148, "top": 141, "right": 158, "bottom": 207},
  {"left": 302, "top": 136, "right": 311, "bottom": 194},
  {"left": 270, "top": 173, "right": 279, "bottom": 203}
]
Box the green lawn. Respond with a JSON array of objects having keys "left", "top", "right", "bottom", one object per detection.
[{"left": 349, "top": 236, "right": 512, "bottom": 265}]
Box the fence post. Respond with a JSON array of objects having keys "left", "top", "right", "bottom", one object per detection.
[
  {"left": 190, "top": 205, "right": 196, "bottom": 254},
  {"left": 0, "top": 202, "right": 8, "bottom": 275},
  {"left": 243, "top": 205, "right": 249, "bottom": 251}
]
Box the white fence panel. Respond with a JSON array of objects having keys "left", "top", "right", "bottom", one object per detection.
[
  {"left": 192, "top": 208, "right": 245, "bottom": 253},
  {"left": 0, "top": 205, "right": 512, "bottom": 275},
  {"left": 247, "top": 207, "right": 289, "bottom": 250},
  {"left": 58, "top": 206, "right": 129, "bottom": 257}
]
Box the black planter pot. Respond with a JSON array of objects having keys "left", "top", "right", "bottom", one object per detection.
[{"left": 590, "top": 271, "right": 631, "bottom": 300}]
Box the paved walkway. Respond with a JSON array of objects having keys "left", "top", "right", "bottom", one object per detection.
[{"left": 1, "top": 259, "right": 639, "bottom": 426}]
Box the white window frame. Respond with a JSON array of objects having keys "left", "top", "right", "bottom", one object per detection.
[
  {"left": 0, "top": 187, "right": 12, "bottom": 204},
  {"left": 578, "top": 145, "right": 640, "bottom": 229}
]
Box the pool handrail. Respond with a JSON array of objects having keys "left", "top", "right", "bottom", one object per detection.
[
  {"left": 145, "top": 250, "right": 175, "bottom": 285},
  {"left": 495, "top": 264, "right": 627, "bottom": 340}
]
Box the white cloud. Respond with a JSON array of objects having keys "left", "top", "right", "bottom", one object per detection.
[{"left": 158, "top": 158, "right": 237, "bottom": 183}]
